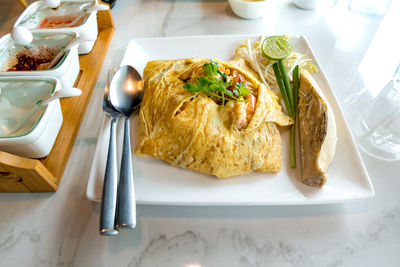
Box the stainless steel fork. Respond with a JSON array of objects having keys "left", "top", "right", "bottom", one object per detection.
[{"left": 100, "top": 67, "right": 120, "bottom": 236}]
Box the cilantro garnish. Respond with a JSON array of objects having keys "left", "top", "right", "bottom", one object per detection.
[
  {"left": 234, "top": 82, "right": 249, "bottom": 98},
  {"left": 183, "top": 61, "right": 250, "bottom": 105},
  {"left": 203, "top": 61, "right": 218, "bottom": 76}
]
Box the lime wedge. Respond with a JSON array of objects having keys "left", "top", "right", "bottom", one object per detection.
[{"left": 262, "top": 36, "right": 293, "bottom": 61}]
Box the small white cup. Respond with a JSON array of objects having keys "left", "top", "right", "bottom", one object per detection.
[
  {"left": 228, "top": 0, "right": 269, "bottom": 19},
  {"left": 293, "top": 0, "right": 323, "bottom": 10}
]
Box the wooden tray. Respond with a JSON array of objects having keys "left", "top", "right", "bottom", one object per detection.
[{"left": 0, "top": 8, "right": 114, "bottom": 192}]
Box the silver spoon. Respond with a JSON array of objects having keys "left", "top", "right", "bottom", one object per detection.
[{"left": 109, "top": 65, "right": 144, "bottom": 229}]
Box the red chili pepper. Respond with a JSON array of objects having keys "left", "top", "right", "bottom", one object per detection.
[{"left": 8, "top": 53, "right": 51, "bottom": 71}]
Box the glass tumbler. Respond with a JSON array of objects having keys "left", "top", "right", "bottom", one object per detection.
[
  {"left": 349, "top": 0, "right": 392, "bottom": 17},
  {"left": 355, "top": 63, "right": 400, "bottom": 161}
]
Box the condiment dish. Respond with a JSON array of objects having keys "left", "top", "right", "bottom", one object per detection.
[
  {"left": 228, "top": 0, "right": 269, "bottom": 20},
  {"left": 293, "top": 0, "right": 323, "bottom": 10},
  {"left": 0, "top": 76, "right": 63, "bottom": 158},
  {"left": 14, "top": 0, "right": 100, "bottom": 54},
  {"left": 0, "top": 30, "right": 80, "bottom": 89}
]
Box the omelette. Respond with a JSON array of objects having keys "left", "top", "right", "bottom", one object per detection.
[{"left": 135, "top": 57, "right": 293, "bottom": 178}]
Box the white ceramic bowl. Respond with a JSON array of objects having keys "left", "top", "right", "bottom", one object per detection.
[
  {"left": 0, "top": 31, "right": 80, "bottom": 89},
  {"left": 0, "top": 76, "right": 63, "bottom": 158},
  {"left": 228, "top": 0, "right": 269, "bottom": 19},
  {"left": 14, "top": 0, "right": 99, "bottom": 54},
  {"left": 293, "top": 0, "right": 323, "bottom": 10}
]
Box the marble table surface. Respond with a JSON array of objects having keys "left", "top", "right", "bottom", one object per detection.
[{"left": 1, "top": 0, "right": 400, "bottom": 266}]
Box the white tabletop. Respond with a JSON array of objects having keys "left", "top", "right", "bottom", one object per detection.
[{"left": 1, "top": 0, "right": 400, "bottom": 266}]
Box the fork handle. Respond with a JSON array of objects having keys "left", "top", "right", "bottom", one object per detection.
[
  {"left": 100, "top": 116, "right": 119, "bottom": 236},
  {"left": 115, "top": 116, "right": 136, "bottom": 229}
]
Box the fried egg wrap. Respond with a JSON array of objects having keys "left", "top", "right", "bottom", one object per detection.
[{"left": 135, "top": 57, "right": 293, "bottom": 178}]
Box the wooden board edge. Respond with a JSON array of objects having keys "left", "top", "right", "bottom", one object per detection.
[
  {"left": 0, "top": 151, "right": 57, "bottom": 192},
  {"left": 40, "top": 11, "right": 115, "bottom": 186}
]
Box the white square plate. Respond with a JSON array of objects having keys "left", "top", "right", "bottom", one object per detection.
[{"left": 86, "top": 35, "right": 374, "bottom": 205}]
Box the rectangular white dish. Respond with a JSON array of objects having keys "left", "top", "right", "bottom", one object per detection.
[
  {"left": 0, "top": 76, "right": 63, "bottom": 158},
  {"left": 0, "top": 31, "right": 80, "bottom": 89},
  {"left": 86, "top": 35, "right": 374, "bottom": 205},
  {"left": 14, "top": 0, "right": 99, "bottom": 54}
]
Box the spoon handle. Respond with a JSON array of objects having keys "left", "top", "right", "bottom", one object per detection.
[
  {"left": 115, "top": 116, "right": 136, "bottom": 229},
  {"left": 100, "top": 116, "right": 119, "bottom": 236}
]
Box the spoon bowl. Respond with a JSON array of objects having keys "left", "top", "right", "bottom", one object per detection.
[
  {"left": 11, "top": 26, "right": 33, "bottom": 47},
  {"left": 44, "top": 0, "right": 61, "bottom": 9},
  {"left": 109, "top": 65, "right": 144, "bottom": 115}
]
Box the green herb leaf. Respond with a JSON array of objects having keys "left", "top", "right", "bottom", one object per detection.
[
  {"left": 183, "top": 82, "right": 201, "bottom": 92},
  {"left": 203, "top": 61, "right": 228, "bottom": 81},
  {"left": 217, "top": 69, "right": 227, "bottom": 81},
  {"left": 203, "top": 61, "right": 219, "bottom": 76},
  {"left": 235, "top": 82, "right": 249, "bottom": 97}
]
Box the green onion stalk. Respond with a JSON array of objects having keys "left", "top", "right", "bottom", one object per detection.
[{"left": 272, "top": 61, "right": 300, "bottom": 168}]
